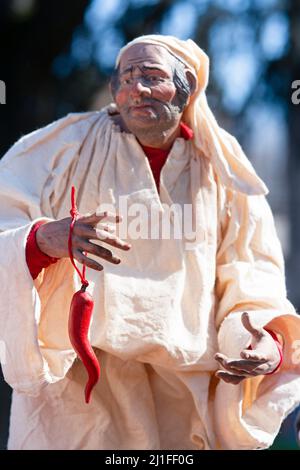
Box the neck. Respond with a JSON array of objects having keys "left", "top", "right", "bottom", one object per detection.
[{"left": 114, "top": 115, "right": 182, "bottom": 151}]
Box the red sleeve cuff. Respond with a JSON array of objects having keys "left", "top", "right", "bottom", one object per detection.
[
  {"left": 264, "top": 328, "right": 283, "bottom": 374},
  {"left": 26, "top": 221, "right": 59, "bottom": 280}
]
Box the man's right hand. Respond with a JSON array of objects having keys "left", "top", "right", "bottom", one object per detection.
[{"left": 36, "top": 211, "right": 131, "bottom": 271}]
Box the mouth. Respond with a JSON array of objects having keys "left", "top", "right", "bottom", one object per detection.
[
  {"left": 128, "top": 104, "right": 158, "bottom": 118},
  {"left": 130, "top": 104, "right": 154, "bottom": 110}
]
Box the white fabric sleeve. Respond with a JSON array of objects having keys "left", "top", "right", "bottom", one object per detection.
[
  {"left": 0, "top": 114, "right": 97, "bottom": 395},
  {"left": 214, "top": 190, "right": 300, "bottom": 449},
  {"left": 0, "top": 221, "right": 76, "bottom": 396}
]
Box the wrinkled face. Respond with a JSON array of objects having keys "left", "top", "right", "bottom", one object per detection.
[{"left": 113, "top": 44, "right": 183, "bottom": 134}]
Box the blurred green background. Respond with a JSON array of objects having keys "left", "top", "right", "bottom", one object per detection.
[{"left": 0, "top": 0, "right": 299, "bottom": 450}]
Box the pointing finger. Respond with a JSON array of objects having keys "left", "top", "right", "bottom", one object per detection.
[
  {"left": 241, "top": 312, "right": 264, "bottom": 340},
  {"left": 80, "top": 211, "right": 123, "bottom": 224},
  {"left": 95, "top": 229, "right": 131, "bottom": 250}
]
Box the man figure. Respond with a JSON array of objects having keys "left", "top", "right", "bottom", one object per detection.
[{"left": 0, "top": 34, "right": 299, "bottom": 450}]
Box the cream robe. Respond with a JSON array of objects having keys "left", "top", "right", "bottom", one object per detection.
[{"left": 0, "top": 109, "right": 300, "bottom": 450}]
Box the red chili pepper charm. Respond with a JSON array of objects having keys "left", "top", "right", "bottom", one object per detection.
[
  {"left": 68, "top": 285, "right": 100, "bottom": 403},
  {"left": 67, "top": 186, "right": 101, "bottom": 403}
]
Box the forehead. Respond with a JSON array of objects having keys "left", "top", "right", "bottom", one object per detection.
[{"left": 118, "top": 43, "right": 174, "bottom": 73}]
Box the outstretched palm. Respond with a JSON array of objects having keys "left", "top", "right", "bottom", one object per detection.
[{"left": 215, "top": 312, "right": 281, "bottom": 385}]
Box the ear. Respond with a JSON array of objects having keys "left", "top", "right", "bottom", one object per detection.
[
  {"left": 109, "top": 66, "right": 120, "bottom": 99},
  {"left": 185, "top": 69, "right": 197, "bottom": 96}
]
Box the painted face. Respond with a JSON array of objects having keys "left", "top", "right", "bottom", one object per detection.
[{"left": 114, "top": 43, "right": 182, "bottom": 133}]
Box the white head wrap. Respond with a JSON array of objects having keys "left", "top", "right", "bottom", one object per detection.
[{"left": 116, "top": 35, "right": 267, "bottom": 195}]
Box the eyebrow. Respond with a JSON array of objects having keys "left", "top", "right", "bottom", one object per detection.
[{"left": 120, "top": 65, "right": 169, "bottom": 76}]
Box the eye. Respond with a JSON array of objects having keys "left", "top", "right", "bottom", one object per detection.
[
  {"left": 122, "top": 77, "right": 133, "bottom": 85},
  {"left": 148, "top": 76, "right": 162, "bottom": 83}
]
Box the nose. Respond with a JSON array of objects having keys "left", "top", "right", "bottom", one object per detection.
[{"left": 130, "top": 79, "right": 151, "bottom": 100}]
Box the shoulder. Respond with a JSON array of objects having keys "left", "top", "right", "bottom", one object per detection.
[{"left": 0, "top": 109, "right": 111, "bottom": 168}]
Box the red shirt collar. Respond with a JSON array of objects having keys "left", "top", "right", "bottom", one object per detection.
[
  {"left": 140, "top": 122, "right": 193, "bottom": 190},
  {"left": 141, "top": 122, "right": 193, "bottom": 156},
  {"left": 179, "top": 121, "right": 194, "bottom": 140}
]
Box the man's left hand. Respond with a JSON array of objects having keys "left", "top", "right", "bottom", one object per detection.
[{"left": 215, "top": 312, "right": 281, "bottom": 385}]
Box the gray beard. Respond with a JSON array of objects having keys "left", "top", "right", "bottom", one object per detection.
[
  {"left": 123, "top": 102, "right": 182, "bottom": 142},
  {"left": 131, "top": 125, "right": 172, "bottom": 144}
]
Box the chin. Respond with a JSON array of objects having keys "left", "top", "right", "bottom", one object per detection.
[{"left": 126, "top": 117, "right": 159, "bottom": 131}]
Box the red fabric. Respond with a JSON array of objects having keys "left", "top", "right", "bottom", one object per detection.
[
  {"left": 248, "top": 328, "right": 283, "bottom": 375},
  {"left": 264, "top": 328, "right": 283, "bottom": 374},
  {"left": 180, "top": 121, "right": 194, "bottom": 140},
  {"left": 141, "top": 145, "right": 169, "bottom": 190},
  {"left": 141, "top": 121, "right": 193, "bottom": 190},
  {"left": 26, "top": 220, "right": 58, "bottom": 280}
]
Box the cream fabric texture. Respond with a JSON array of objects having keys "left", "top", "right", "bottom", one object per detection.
[{"left": 0, "top": 109, "right": 300, "bottom": 450}]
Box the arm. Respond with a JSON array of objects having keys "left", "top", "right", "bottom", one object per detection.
[
  {"left": 215, "top": 189, "right": 296, "bottom": 350},
  {"left": 0, "top": 111, "right": 110, "bottom": 394},
  {"left": 213, "top": 188, "right": 300, "bottom": 449}
]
